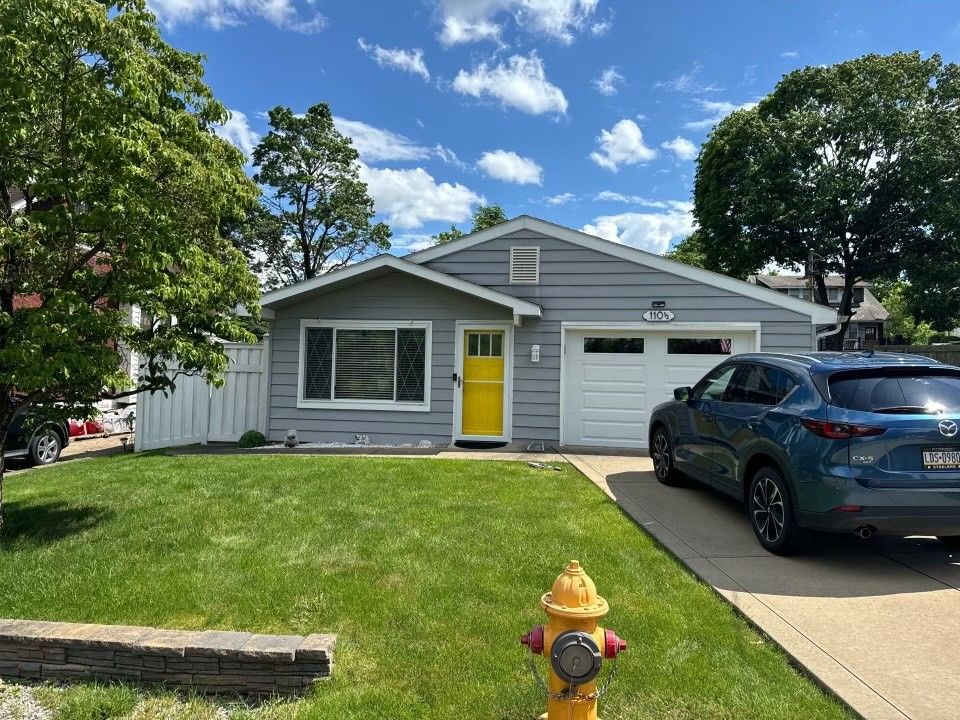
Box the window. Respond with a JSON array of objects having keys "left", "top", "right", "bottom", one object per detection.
[
  {"left": 693, "top": 365, "right": 738, "bottom": 401},
  {"left": 787, "top": 287, "right": 810, "bottom": 300},
  {"left": 724, "top": 365, "right": 797, "bottom": 406},
  {"left": 584, "top": 337, "right": 645, "bottom": 354},
  {"left": 467, "top": 331, "right": 503, "bottom": 357},
  {"left": 509, "top": 246, "right": 540, "bottom": 284},
  {"left": 828, "top": 287, "right": 841, "bottom": 303},
  {"left": 299, "top": 322, "right": 430, "bottom": 410},
  {"left": 828, "top": 369, "right": 960, "bottom": 414},
  {"left": 668, "top": 338, "right": 732, "bottom": 355}
]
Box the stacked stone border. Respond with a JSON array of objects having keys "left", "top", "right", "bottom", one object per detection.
[{"left": 0, "top": 619, "right": 335, "bottom": 696}]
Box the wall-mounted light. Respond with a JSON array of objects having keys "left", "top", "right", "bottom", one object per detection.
[
  {"left": 652, "top": 300, "right": 667, "bottom": 309},
  {"left": 530, "top": 344, "right": 541, "bottom": 363}
]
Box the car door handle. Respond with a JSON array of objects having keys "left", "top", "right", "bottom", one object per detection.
[{"left": 747, "top": 419, "right": 760, "bottom": 431}]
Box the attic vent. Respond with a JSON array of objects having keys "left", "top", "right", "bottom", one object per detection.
[{"left": 509, "top": 246, "right": 540, "bottom": 284}]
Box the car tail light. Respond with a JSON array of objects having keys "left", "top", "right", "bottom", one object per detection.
[{"left": 801, "top": 418, "right": 886, "bottom": 439}]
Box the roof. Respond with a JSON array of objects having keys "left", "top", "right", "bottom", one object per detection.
[
  {"left": 407, "top": 216, "right": 838, "bottom": 325},
  {"left": 749, "top": 274, "right": 871, "bottom": 289},
  {"left": 850, "top": 288, "right": 890, "bottom": 323},
  {"left": 258, "top": 254, "right": 543, "bottom": 321},
  {"left": 736, "top": 351, "right": 945, "bottom": 372}
]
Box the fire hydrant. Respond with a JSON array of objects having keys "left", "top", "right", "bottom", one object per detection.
[{"left": 521, "top": 560, "right": 627, "bottom": 720}]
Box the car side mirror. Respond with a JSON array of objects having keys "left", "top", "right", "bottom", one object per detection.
[{"left": 674, "top": 386, "right": 692, "bottom": 402}]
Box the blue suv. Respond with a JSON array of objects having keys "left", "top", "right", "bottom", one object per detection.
[{"left": 649, "top": 352, "right": 960, "bottom": 554}]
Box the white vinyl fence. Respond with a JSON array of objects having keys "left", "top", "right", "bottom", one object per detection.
[{"left": 135, "top": 341, "right": 269, "bottom": 452}]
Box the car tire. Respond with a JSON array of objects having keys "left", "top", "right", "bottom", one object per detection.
[
  {"left": 29, "top": 429, "right": 62, "bottom": 466},
  {"left": 748, "top": 466, "right": 805, "bottom": 555},
  {"left": 938, "top": 536, "right": 960, "bottom": 551},
  {"left": 651, "top": 427, "right": 684, "bottom": 486}
]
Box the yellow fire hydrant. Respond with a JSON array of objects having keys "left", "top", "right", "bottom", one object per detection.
[{"left": 521, "top": 560, "right": 626, "bottom": 720}]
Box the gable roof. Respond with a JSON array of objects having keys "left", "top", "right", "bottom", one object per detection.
[
  {"left": 750, "top": 274, "right": 871, "bottom": 289},
  {"left": 259, "top": 254, "right": 542, "bottom": 321},
  {"left": 407, "top": 215, "right": 838, "bottom": 325}
]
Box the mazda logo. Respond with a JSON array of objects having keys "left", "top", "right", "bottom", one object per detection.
[{"left": 939, "top": 420, "right": 958, "bottom": 438}]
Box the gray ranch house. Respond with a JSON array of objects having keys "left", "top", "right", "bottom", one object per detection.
[{"left": 258, "top": 216, "right": 837, "bottom": 450}]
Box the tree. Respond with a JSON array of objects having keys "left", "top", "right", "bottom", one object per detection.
[
  {"left": 238, "top": 104, "right": 391, "bottom": 290},
  {"left": 694, "top": 52, "right": 960, "bottom": 349},
  {"left": 430, "top": 204, "right": 507, "bottom": 245},
  {"left": 0, "top": 0, "right": 260, "bottom": 530},
  {"left": 664, "top": 231, "right": 708, "bottom": 270},
  {"left": 872, "top": 280, "right": 934, "bottom": 345}
]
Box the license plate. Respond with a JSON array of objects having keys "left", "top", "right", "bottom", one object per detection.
[{"left": 923, "top": 448, "right": 960, "bottom": 470}]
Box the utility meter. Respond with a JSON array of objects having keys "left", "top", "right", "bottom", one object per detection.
[{"left": 549, "top": 630, "right": 603, "bottom": 685}]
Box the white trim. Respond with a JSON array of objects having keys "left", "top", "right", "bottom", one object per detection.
[
  {"left": 453, "top": 321, "right": 514, "bottom": 443},
  {"left": 296, "top": 319, "right": 433, "bottom": 413},
  {"left": 261, "top": 254, "right": 541, "bottom": 318},
  {"left": 558, "top": 321, "right": 761, "bottom": 446},
  {"left": 407, "top": 216, "right": 837, "bottom": 325}
]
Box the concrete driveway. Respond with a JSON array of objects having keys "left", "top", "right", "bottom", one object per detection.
[{"left": 566, "top": 453, "right": 960, "bottom": 720}]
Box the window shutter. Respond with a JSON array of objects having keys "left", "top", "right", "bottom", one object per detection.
[{"left": 509, "top": 246, "right": 540, "bottom": 284}]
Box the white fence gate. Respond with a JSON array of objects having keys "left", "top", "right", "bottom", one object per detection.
[{"left": 135, "top": 341, "right": 269, "bottom": 452}]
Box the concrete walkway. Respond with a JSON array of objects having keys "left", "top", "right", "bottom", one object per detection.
[{"left": 565, "top": 453, "right": 960, "bottom": 720}]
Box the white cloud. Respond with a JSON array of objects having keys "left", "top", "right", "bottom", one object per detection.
[
  {"left": 660, "top": 136, "right": 698, "bottom": 161},
  {"left": 589, "top": 18, "right": 611, "bottom": 35},
  {"left": 781, "top": 50, "right": 798, "bottom": 58},
  {"left": 148, "top": 0, "right": 325, "bottom": 32},
  {"left": 594, "top": 191, "right": 668, "bottom": 207},
  {"left": 453, "top": 52, "right": 568, "bottom": 115},
  {"left": 582, "top": 202, "right": 694, "bottom": 254},
  {"left": 359, "top": 163, "right": 484, "bottom": 229},
  {"left": 436, "top": 0, "right": 600, "bottom": 45},
  {"left": 684, "top": 99, "right": 758, "bottom": 130},
  {"left": 477, "top": 150, "right": 543, "bottom": 185},
  {"left": 435, "top": 144, "right": 468, "bottom": 170},
  {"left": 545, "top": 192, "right": 576, "bottom": 205},
  {"left": 593, "top": 66, "right": 624, "bottom": 96},
  {"left": 214, "top": 109, "right": 259, "bottom": 157},
  {"left": 357, "top": 38, "right": 430, "bottom": 81},
  {"left": 654, "top": 62, "right": 721, "bottom": 94},
  {"left": 589, "top": 119, "right": 657, "bottom": 171},
  {"left": 393, "top": 233, "right": 437, "bottom": 253},
  {"left": 333, "top": 118, "right": 431, "bottom": 162}
]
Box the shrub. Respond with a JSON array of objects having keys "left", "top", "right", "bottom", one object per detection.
[{"left": 238, "top": 430, "right": 267, "bottom": 448}]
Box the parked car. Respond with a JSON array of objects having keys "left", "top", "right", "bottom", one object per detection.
[
  {"left": 649, "top": 352, "right": 960, "bottom": 554},
  {"left": 6, "top": 407, "right": 69, "bottom": 466}
]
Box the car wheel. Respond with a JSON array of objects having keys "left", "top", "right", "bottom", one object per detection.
[
  {"left": 651, "top": 427, "right": 683, "bottom": 486},
  {"left": 748, "top": 466, "right": 804, "bottom": 555},
  {"left": 29, "top": 429, "right": 62, "bottom": 466},
  {"left": 938, "top": 536, "right": 960, "bottom": 551}
]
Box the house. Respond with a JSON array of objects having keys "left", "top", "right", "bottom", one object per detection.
[
  {"left": 258, "top": 216, "right": 837, "bottom": 450},
  {"left": 747, "top": 274, "right": 889, "bottom": 350}
]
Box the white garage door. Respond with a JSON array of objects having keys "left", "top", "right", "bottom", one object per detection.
[{"left": 562, "top": 329, "right": 757, "bottom": 448}]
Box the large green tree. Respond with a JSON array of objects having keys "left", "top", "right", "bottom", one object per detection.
[
  {"left": 694, "top": 52, "right": 960, "bottom": 348},
  {"left": 430, "top": 204, "right": 508, "bottom": 245},
  {"left": 0, "top": 0, "right": 260, "bottom": 530},
  {"left": 237, "top": 104, "right": 391, "bottom": 290}
]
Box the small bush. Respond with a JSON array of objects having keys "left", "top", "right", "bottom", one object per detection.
[{"left": 237, "top": 430, "right": 267, "bottom": 448}]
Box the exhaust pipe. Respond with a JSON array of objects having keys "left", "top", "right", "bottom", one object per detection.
[{"left": 855, "top": 525, "right": 875, "bottom": 540}]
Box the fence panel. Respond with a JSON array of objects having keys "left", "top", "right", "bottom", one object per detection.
[
  {"left": 879, "top": 345, "right": 960, "bottom": 365},
  {"left": 134, "top": 341, "right": 267, "bottom": 451}
]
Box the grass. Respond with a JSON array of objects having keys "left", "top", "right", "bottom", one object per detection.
[{"left": 0, "top": 454, "right": 850, "bottom": 719}]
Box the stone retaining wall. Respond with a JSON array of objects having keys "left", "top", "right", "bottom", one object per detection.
[{"left": 0, "top": 619, "right": 335, "bottom": 696}]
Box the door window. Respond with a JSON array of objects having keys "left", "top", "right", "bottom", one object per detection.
[
  {"left": 467, "top": 332, "right": 503, "bottom": 358},
  {"left": 724, "top": 364, "right": 797, "bottom": 405},
  {"left": 693, "top": 364, "right": 738, "bottom": 401}
]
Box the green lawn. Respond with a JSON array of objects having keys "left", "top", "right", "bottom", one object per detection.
[{"left": 0, "top": 454, "right": 849, "bottom": 720}]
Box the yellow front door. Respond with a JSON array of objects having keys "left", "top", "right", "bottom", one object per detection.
[{"left": 461, "top": 330, "right": 505, "bottom": 437}]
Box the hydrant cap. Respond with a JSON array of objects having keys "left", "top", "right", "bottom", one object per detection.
[{"left": 541, "top": 560, "right": 609, "bottom": 618}]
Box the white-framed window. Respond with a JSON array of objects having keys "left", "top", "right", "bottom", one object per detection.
[
  {"left": 297, "top": 320, "right": 432, "bottom": 412},
  {"left": 509, "top": 246, "right": 540, "bottom": 284}
]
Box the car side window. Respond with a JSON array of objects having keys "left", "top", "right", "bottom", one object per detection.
[
  {"left": 724, "top": 364, "right": 797, "bottom": 406},
  {"left": 693, "top": 364, "right": 738, "bottom": 401}
]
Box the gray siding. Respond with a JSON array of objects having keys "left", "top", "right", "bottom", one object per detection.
[
  {"left": 424, "top": 230, "right": 815, "bottom": 444},
  {"left": 268, "top": 273, "right": 510, "bottom": 444}
]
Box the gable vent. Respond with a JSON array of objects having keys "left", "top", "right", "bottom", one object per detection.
[{"left": 509, "top": 246, "right": 540, "bottom": 284}]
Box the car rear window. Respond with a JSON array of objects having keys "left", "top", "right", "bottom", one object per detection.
[{"left": 828, "top": 369, "right": 960, "bottom": 413}]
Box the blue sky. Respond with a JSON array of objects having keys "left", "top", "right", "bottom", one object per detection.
[{"left": 149, "top": 0, "right": 960, "bottom": 255}]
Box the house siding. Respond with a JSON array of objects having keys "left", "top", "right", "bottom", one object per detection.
[
  {"left": 268, "top": 273, "right": 510, "bottom": 445},
  {"left": 422, "top": 230, "right": 815, "bottom": 444}
]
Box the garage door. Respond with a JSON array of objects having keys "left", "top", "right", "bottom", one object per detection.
[{"left": 562, "top": 329, "right": 756, "bottom": 448}]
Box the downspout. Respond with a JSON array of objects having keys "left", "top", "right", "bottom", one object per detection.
[{"left": 815, "top": 323, "right": 843, "bottom": 348}]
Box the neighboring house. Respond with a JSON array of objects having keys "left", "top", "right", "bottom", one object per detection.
[
  {"left": 748, "top": 274, "right": 889, "bottom": 350},
  {"left": 258, "top": 216, "right": 836, "bottom": 450}
]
